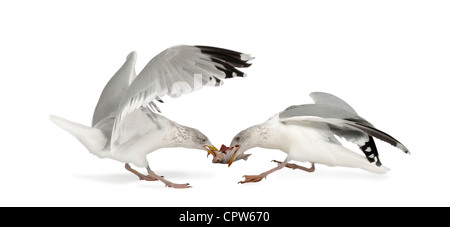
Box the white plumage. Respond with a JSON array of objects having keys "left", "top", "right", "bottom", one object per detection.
[
  {"left": 111, "top": 46, "right": 252, "bottom": 150},
  {"left": 51, "top": 45, "right": 253, "bottom": 188},
  {"left": 211, "top": 92, "right": 409, "bottom": 183}
]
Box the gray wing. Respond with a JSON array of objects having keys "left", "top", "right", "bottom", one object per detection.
[
  {"left": 280, "top": 116, "right": 409, "bottom": 153},
  {"left": 310, "top": 92, "right": 358, "bottom": 114},
  {"left": 280, "top": 103, "right": 374, "bottom": 146},
  {"left": 111, "top": 45, "right": 253, "bottom": 148},
  {"left": 282, "top": 92, "right": 370, "bottom": 125},
  {"left": 281, "top": 103, "right": 359, "bottom": 120},
  {"left": 280, "top": 92, "right": 409, "bottom": 165},
  {"left": 308, "top": 92, "right": 388, "bottom": 164},
  {"left": 92, "top": 52, "right": 137, "bottom": 127}
]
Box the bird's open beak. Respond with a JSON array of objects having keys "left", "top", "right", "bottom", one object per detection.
[
  {"left": 203, "top": 145, "right": 218, "bottom": 157},
  {"left": 227, "top": 145, "right": 240, "bottom": 167}
]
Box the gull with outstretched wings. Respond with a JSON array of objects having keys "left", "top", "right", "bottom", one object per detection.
[{"left": 51, "top": 45, "right": 253, "bottom": 188}]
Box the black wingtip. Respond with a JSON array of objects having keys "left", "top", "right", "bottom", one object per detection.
[
  {"left": 196, "top": 45, "right": 253, "bottom": 68},
  {"left": 347, "top": 120, "right": 409, "bottom": 154},
  {"left": 195, "top": 45, "right": 253, "bottom": 80},
  {"left": 210, "top": 57, "right": 247, "bottom": 79}
]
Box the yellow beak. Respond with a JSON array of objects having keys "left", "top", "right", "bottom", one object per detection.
[
  {"left": 205, "top": 145, "right": 218, "bottom": 157},
  {"left": 228, "top": 150, "right": 238, "bottom": 167}
]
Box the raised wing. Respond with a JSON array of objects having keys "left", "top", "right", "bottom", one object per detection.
[
  {"left": 309, "top": 92, "right": 358, "bottom": 114},
  {"left": 92, "top": 52, "right": 137, "bottom": 127},
  {"left": 281, "top": 92, "right": 370, "bottom": 125},
  {"left": 111, "top": 45, "right": 253, "bottom": 148}
]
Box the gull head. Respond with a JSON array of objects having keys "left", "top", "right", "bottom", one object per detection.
[{"left": 177, "top": 127, "right": 219, "bottom": 155}]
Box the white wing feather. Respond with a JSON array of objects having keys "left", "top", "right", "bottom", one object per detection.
[
  {"left": 92, "top": 51, "right": 137, "bottom": 127},
  {"left": 110, "top": 45, "right": 252, "bottom": 150}
]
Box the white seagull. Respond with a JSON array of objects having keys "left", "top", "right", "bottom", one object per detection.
[
  {"left": 50, "top": 45, "right": 253, "bottom": 188},
  {"left": 210, "top": 92, "right": 409, "bottom": 184}
]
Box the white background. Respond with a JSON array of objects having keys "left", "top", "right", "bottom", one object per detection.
[{"left": 1, "top": 0, "right": 449, "bottom": 206}]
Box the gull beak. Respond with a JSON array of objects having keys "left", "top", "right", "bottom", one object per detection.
[
  {"left": 227, "top": 146, "right": 240, "bottom": 167},
  {"left": 204, "top": 145, "right": 218, "bottom": 157}
]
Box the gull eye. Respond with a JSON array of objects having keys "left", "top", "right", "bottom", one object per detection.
[
  {"left": 236, "top": 136, "right": 241, "bottom": 142},
  {"left": 202, "top": 138, "right": 207, "bottom": 143}
]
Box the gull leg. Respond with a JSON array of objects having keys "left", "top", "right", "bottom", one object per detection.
[
  {"left": 272, "top": 160, "right": 316, "bottom": 173},
  {"left": 145, "top": 166, "right": 191, "bottom": 189},
  {"left": 239, "top": 159, "right": 288, "bottom": 184},
  {"left": 125, "top": 163, "right": 190, "bottom": 188},
  {"left": 125, "top": 163, "right": 158, "bottom": 181}
]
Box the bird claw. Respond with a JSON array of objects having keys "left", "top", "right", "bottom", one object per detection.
[
  {"left": 238, "top": 175, "right": 266, "bottom": 184},
  {"left": 165, "top": 183, "right": 191, "bottom": 189}
]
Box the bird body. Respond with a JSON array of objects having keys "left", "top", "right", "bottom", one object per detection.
[
  {"left": 51, "top": 45, "right": 253, "bottom": 188},
  {"left": 51, "top": 109, "right": 169, "bottom": 168},
  {"left": 240, "top": 114, "right": 390, "bottom": 174},
  {"left": 212, "top": 92, "right": 408, "bottom": 183}
]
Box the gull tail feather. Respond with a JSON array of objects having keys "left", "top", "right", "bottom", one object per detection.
[
  {"left": 50, "top": 115, "right": 107, "bottom": 154},
  {"left": 331, "top": 145, "right": 390, "bottom": 174},
  {"left": 358, "top": 160, "right": 390, "bottom": 174}
]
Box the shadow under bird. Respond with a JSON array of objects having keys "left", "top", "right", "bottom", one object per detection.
[
  {"left": 50, "top": 45, "right": 253, "bottom": 188},
  {"left": 210, "top": 92, "right": 409, "bottom": 184}
]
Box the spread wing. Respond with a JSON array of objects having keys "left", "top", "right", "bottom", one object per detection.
[
  {"left": 280, "top": 92, "right": 409, "bottom": 165},
  {"left": 309, "top": 92, "right": 358, "bottom": 115},
  {"left": 280, "top": 116, "right": 409, "bottom": 154},
  {"left": 111, "top": 45, "right": 253, "bottom": 148},
  {"left": 92, "top": 52, "right": 137, "bottom": 127}
]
